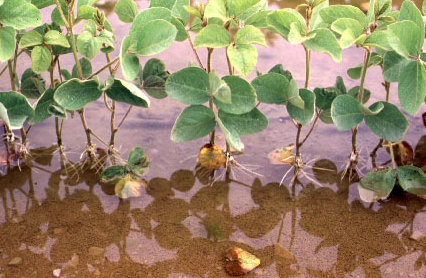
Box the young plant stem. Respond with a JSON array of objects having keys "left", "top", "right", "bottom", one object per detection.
[
  {"left": 207, "top": 48, "right": 216, "bottom": 145},
  {"left": 389, "top": 142, "right": 397, "bottom": 170},
  {"left": 294, "top": 8, "right": 312, "bottom": 170},
  {"left": 87, "top": 56, "right": 119, "bottom": 80},
  {"left": 351, "top": 49, "right": 371, "bottom": 161},
  {"left": 186, "top": 30, "right": 204, "bottom": 69},
  {"left": 105, "top": 53, "right": 118, "bottom": 157},
  {"left": 65, "top": 1, "right": 96, "bottom": 160}
]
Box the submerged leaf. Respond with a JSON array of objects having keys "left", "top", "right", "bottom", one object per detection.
[
  {"left": 359, "top": 168, "right": 396, "bottom": 200},
  {"left": 100, "top": 165, "right": 126, "bottom": 183},
  {"left": 225, "top": 247, "right": 260, "bottom": 276},
  {"left": 114, "top": 175, "right": 146, "bottom": 199},
  {"left": 267, "top": 144, "right": 295, "bottom": 165},
  {"left": 397, "top": 166, "right": 426, "bottom": 196}
]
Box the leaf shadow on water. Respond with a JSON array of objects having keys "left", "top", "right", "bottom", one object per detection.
[{"left": 0, "top": 152, "right": 426, "bottom": 277}]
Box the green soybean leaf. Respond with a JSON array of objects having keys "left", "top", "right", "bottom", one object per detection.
[
  {"left": 364, "top": 102, "right": 408, "bottom": 142},
  {"left": 0, "top": 27, "right": 16, "bottom": 62},
  {"left": 166, "top": 67, "right": 209, "bottom": 105},
  {"left": 54, "top": 79, "right": 102, "bottom": 111},
  {"left": 131, "top": 19, "right": 177, "bottom": 56},
  {"left": 363, "top": 31, "right": 390, "bottom": 50},
  {"left": 194, "top": 24, "right": 230, "bottom": 48},
  {"left": 251, "top": 72, "right": 289, "bottom": 104},
  {"left": 398, "top": 0, "right": 424, "bottom": 52},
  {"left": 106, "top": 79, "right": 150, "bottom": 107},
  {"left": 335, "top": 76, "right": 347, "bottom": 94},
  {"left": 304, "top": 28, "right": 342, "bottom": 62},
  {"left": 150, "top": 0, "right": 176, "bottom": 10},
  {"left": 171, "top": 105, "right": 216, "bottom": 142},
  {"left": 21, "top": 69, "right": 45, "bottom": 99},
  {"left": 288, "top": 22, "right": 316, "bottom": 44},
  {"left": 214, "top": 75, "right": 256, "bottom": 115},
  {"left": 131, "top": 7, "right": 172, "bottom": 37},
  {"left": 331, "top": 94, "right": 364, "bottom": 130},
  {"left": 77, "top": 31, "right": 102, "bottom": 59},
  {"left": 245, "top": 10, "right": 270, "bottom": 28},
  {"left": 227, "top": 44, "right": 257, "bottom": 76},
  {"left": 314, "top": 87, "right": 339, "bottom": 110},
  {"left": 319, "top": 5, "right": 367, "bottom": 27},
  {"left": 398, "top": 60, "right": 426, "bottom": 115},
  {"left": 268, "top": 64, "right": 293, "bottom": 81},
  {"left": 387, "top": 20, "right": 422, "bottom": 58},
  {"left": 31, "top": 0, "right": 55, "bottom": 9},
  {"left": 47, "top": 104, "right": 66, "bottom": 118},
  {"left": 100, "top": 166, "right": 126, "bottom": 182},
  {"left": 0, "top": 103, "right": 10, "bottom": 129},
  {"left": 287, "top": 89, "right": 315, "bottom": 126},
  {"left": 0, "top": 0, "right": 42, "bottom": 29},
  {"left": 288, "top": 79, "right": 304, "bottom": 109},
  {"left": 234, "top": 0, "right": 261, "bottom": 18},
  {"left": 235, "top": 25, "right": 266, "bottom": 46},
  {"left": 171, "top": 0, "right": 190, "bottom": 25},
  {"left": 204, "top": 0, "right": 228, "bottom": 21},
  {"left": 128, "top": 147, "right": 149, "bottom": 169},
  {"left": 216, "top": 117, "right": 244, "bottom": 152},
  {"left": 120, "top": 35, "right": 140, "bottom": 81},
  {"left": 310, "top": 0, "right": 329, "bottom": 30},
  {"left": 0, "top": 91, "right": 34, "bottom": 130},
  {"left": 359, "top": 102, "right": 384, "bottom": 116},
  {"left": 44, "top": 30, "right": 70, "bottom": 48},
  {"left": 267, "top": 9, "right": 306, "bottom": 39},
  {"left": 382, "top": 51, "right": 409, "bottom": 82},
  {"left": 19, "top": 30, "right": 42, "bottom": 49},
  {"left": 28, "top": 88, "right": 56, "bottom": 125},
  {"left": 397, "top": 166, "right": 426, "bottom": 195},
  {"left": 144, "top": 75, "right": 167, "bottom": 99},
  {"left": 209, "top": 71, "right": 231, "bottom": 104},
  {"left": 77, "top": 5, "right": 97, "bottom": 20},
  {"left": 72, "top": 58, "right": 92, "bottom": 79},
  {"left": 331, "top": 18, "right": 363, "bottom": 35},
  {"left": 319, "top": 109, "right": 333, "bottom": 124},
  {"left": 114, "top": 0, "right": 138, "bottom": 23},
  {"left": 347, "top": 86, "right": 371, "bottom": 104},
  {"left": 31, "top": 46, "right": 52, "bottom": 74},
  {"left": 60, "top": 69, "right": 72, "bottom": 81},
  {"left": 171, "top": 17, "right": 188, "bottom": 41},
  {"left": 142, "top": 58, "right": 168, "bottom": 81},
  {"left": 360, "top": 168, "right": 396, "bottom": 199},
  {"left": 347, "top": 53, "right": 382, "bottom": 80},
  {"left": 218, "top": 108, "right": 268, "bottom": 135}
]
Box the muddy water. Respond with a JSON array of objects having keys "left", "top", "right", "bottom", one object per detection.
[{"left": 1, "top": 0, "right": 426, "bottom": 278}]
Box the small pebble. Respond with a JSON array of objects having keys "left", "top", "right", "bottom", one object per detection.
[
  {"left": 8, "top": 257, "right": 22, "bottom": 266},
  {"left": 70, "top": 255, "right": 79, "bottom": 268},
  {"left": 88, "top": 247, "right": 105, "bottom": 257},
  {"left": 0, "top": 273, "right": 5, "bottom": 278},
  {"left": 53, "top": 227, "right": 67, "bottom": 235},
  {"left": 12, "top": 216, "right": 23, "bottom": 224},
  {"left": 93, "top": 269, "right": 100, "bottom": 276},
  {"left": 410, "top": 231, "right": 425, "bottom": 241},
  {"left": 53, "top": 269, "right": 61, "bottom": 277}
]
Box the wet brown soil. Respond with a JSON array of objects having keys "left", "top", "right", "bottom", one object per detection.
[{"left": 1, "top": 0, "right": 426, "bottom": 277}]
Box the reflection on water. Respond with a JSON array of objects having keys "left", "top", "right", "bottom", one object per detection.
[
  {"left": 1, "top": 148, "right": 426, "bottom": 277},
  {"left": 1, "top": 0, "right": 426, "bottom": 277}
]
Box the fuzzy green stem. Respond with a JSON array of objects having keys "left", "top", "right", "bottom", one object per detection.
[
  {"left": 304, "top": 47, "right": 311, "bottom": 89},
  {"left": 67, "top": 5, "right": 83, "bottom": 79},
  {"left": 7, "top": 60, "right": 16, "bottom": 91},
  {"left": 351, "top": 49, "right": 371, "bottom": 156},
  {"left": 389, "top": 143, "right": 397, "bottom": 170}
]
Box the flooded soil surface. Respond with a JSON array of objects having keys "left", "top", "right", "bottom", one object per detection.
[{"left": 1, "top": 0, "right": 426, "bottom": 277}]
